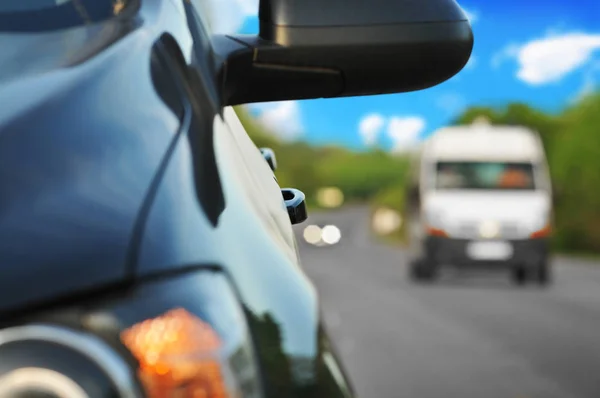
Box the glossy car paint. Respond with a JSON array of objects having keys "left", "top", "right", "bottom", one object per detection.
[
  {"left": 0, "top": 0, "right": 354, "bottom": 397},
  {"left": 0, "top": 16, "right": 173, "bottom": 311}
]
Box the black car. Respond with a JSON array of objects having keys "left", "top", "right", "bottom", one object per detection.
[{"left": 0, "top": 0, "right": 472, "bottom": 397}]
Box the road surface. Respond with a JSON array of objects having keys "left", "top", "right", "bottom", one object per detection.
[{"left": 294, "top": 206, "right": 600, "bottom": 398}]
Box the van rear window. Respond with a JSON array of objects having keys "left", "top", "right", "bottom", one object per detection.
[{"left": 435, "top": 161, "right": 536, "bottom": 190}]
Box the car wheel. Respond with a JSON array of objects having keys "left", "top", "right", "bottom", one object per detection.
[{"left": 511, "top": 266, "right": 527, "bottom": 286}]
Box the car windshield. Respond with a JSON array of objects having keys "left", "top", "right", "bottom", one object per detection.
[
  {"left": 0, "top": 0, "right": 132, "bottom": 32},
  {"left": 435, "top": 161, "right": 536, "bottom": 191}
]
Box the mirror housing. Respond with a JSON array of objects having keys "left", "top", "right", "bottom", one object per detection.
[{"left": 214, "top": 0, "right": 473, "bottom": 106}]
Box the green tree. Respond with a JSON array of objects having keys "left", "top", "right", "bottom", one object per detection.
[{"left": 551, "top": 93, "right": 600, "bottom": 252}]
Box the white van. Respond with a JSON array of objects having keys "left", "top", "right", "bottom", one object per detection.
[{"left": 406, "top": 118, "right": 553, "bottom": 285}]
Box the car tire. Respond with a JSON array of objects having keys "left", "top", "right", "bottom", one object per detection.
[{"left": 511, "top": 266, "right": 527, "bottom": 286}]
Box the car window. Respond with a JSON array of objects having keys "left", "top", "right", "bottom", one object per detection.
[{"left": 0, "top": 0, "right": 133, "bottom": 32}]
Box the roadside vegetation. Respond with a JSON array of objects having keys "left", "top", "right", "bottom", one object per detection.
[{"left": 236, "top": 91, "right": 600, "bottom": 255}]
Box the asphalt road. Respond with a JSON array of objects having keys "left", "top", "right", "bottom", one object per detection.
[{"left": 294, "top": 206, "right": 600, "bottom": 398}]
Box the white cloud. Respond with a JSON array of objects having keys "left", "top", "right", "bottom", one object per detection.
[
  {"left": 387, "top": 117, "right": 426, "bottom": 153},
  {"left": 493, "top": 32, "right": 600, "bottom": 85},
  {"left": 357, "top": 114, "right": 427, "bottom": 152},
  {"left": 358, "top": 114, "right": 386, "bottom": 146},
  {"left": 204, "top": 0, "right": 258, "bottom": 33},
  {"left": 462, "top": 7, "right": 478, "bottom": 24},
  {"left": 250, "top": 101, "right": 304, "bottom": 141}
]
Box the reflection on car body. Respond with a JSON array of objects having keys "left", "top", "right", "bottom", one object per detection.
[{"left": 0, "top": 0, "right": 472, "bottom": 396}]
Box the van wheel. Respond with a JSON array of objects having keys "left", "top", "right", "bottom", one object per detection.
[
  {"left": 409, "top": 260, "right": 437, "bottom": 283},
  {"left": 511, "top": 266, "right": 527, "bottom": 286}
]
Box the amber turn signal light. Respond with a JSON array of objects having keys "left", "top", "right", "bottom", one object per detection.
[{"left": 121, "top": 308, "right": 231, "bottom": 398}]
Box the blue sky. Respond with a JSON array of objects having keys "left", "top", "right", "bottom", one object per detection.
[{"left": 208, "top": 0, "right": 600, "bottom": 151}]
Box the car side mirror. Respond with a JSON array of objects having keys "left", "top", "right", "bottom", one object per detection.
[
  {"left": 282, "top": 188, "right": 308, "bottom": 225},
  {"left": 259, "top": 147, "right": 277, "bottom": 171},
  {"left": 213, "top": 0, "right": 473, "bottom": 106}
]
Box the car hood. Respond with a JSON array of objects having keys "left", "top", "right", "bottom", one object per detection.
[{"left": 0, "top": 23, "right": 176, "bottom": 314}]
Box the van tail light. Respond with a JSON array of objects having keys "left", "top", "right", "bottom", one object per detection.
[
  {"left": 530, "top": 223, "right": 552, "bottom": 239},
  {"left": 121, "top": 308, "right": 233, "bottom": 398},
  {"left": 426, "top": 226, "right": 448, "bottom": 238}
]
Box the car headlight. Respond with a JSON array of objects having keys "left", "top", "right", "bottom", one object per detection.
[
  {"left": 0, "top": 270, "right": 263, "bottom": 398},
  {"left": 478, "top": 220, "right": 501, "bottom": 239}
]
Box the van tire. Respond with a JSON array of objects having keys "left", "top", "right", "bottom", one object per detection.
[
  {"left": 409, "top": 260, "right": 437, "bottom": 283},
  {"left": 511, "top": 266, "right": 527, "bottom": 286}
]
